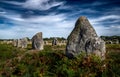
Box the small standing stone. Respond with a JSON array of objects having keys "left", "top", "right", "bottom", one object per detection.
[
  {"left": 44, "top": 41, "right": 48, "bottom": 45},
  {"left": 21, "top": 37, "right": 28, "bottom": 48},
  {"left": 17, "top": 39, "right": 22, "bottom": 48},
  {"left": 52, "top": 38, "right": 58, "bottom": 46},
  {"left": 13, "top": 39, "right": 18, "bottom": 47},
  {"left": 32, "top": 32, "right": 44, "bottom": 50}
]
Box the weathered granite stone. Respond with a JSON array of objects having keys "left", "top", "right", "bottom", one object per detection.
[
  {"left": 85, "top": 37, "right": 106, "bottom": 59},
  {"left": 13, "top": 39, "right": 18, "bottom": 47},
  {"left": 32, "top": 32, "right": 44, "bottom": 50},
  {"left": 17, "top": 39, "right": 22, "bottom": 48},
  {"left": 106, "top": 41, "right": 113, "bottom": 44},
  {"left": 21, "top": 37, "right": 28, "bottom": 48},
  {"left": 66, "top": 16, "right": 106, "bottom": 59},
  {"left": 44, "top": 41, "right": 48, "bottom": 45},
  {"left": 52, "top": 38, "right": 58, "bottom": 46},
  {"left": 113, "top": 39, "right": 119, "bottom": 44}
]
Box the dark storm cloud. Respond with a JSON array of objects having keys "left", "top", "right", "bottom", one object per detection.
[{"left": 0, "top": 0, "right": 120, "bottom": 39}]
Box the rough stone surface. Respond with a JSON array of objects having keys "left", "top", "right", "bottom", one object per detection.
[
  {"left": 44, "top": 41, "right": 48, "bottom": 45},
  {"left": 66, "top": 16, "right": 106, "bottom": 59},
  {"left": 17, "top": 39, "right": 22, "bottom": 48},
  {"left": 21, "top": 37, "right": 28, "bottom": 48},
  {"left": 113, "top": 39, "right": 119, "bottom": 44},
  {"left": 52, "top": 38, "right": 58, "bottom": 46},
  {"left": 32, "top": 32, "right": 44, "bottom": 50},
  {"left": 13, "top": 39, "right": 18, "bottom": 47}
]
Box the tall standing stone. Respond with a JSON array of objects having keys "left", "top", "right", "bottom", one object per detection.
[
  {"left": 66, "top": 16, "right": 106, "bottom": 60},
  {"left": 17, "top": 39, "right": 22, "bottom": 48},
  {"left": 52, "top": 38, "right": 58, "bottom": 46},
  {"left": 32, "top": 32, "right": 44, "bottom": 50},
  {"left": 21, "top": 37, "right": 28, "bottom": 48}
]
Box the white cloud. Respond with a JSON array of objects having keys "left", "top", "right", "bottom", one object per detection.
[
  {"left": 110, "top": 25, "right": 120, "bottom": 29},
  {"left": 2, "top": 0, "right": 64, "bottom": 10},
  {"left": 90, "top": 24, "right": 120, "bottom": 36},
  {"left": 1, "top": 1, "right": 23, "bottom": 5},
  {"left": 58, "top": 4, "right": 72, "bottom": 10},
  {"left": 90, "top": 15, "right": 120, "bottom": 23},
  {"left": 23, "top": 0, "right": 63, "bottom": 10},
  {"left": 1, "top": 11, "right": 120, "bottom": 39},
  {"left": 0, "top": 8, "right": 6, "bottom": 14},
  {"left": 2, "top": 13, "right": 25, "bottom": 22},
  {"left": 0, "top": 11, "right": 74, "bottom": 39},
  {"left": 0, "top": 11, "right": 6, "bottom": 14},
  {"left": 2, "top": 12, "right": 67, "bottom": 24},
  {"left": 25, "top": 14, "right": 66, "bottom": 23},
  {"left": 89, "top": 15, "right": 120, "bottom": 36},
  {"left": 79, "top": 9, "right": 98, "bottom": 13},
  {"left": 1, "top": 7, "right": 120, "bottom": 39}
]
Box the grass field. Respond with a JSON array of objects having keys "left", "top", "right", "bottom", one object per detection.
[{"left": 0, "top": 43, "right": 120, "bottom": 77}]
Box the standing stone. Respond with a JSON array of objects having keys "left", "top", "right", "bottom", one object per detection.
[
  {"left": 17, "top": 39, "right": 22, "bottom": 48},
  {"left": 113, "top": 39, "right": 119, "bottom": 44},
  {"left": 21, "top": 37, "right": 28, "bottom": 48},
  {"left": 13, "top": 39, "right": 18, "bottom": 47},
  {"left": 52, "top": 38, "right": 58, "bottom": 46},
  {"left": 107, "top": 41, "right": 113, "bottom": 44},
  {"left": 44, "top": 41, "right": 48, "bottom": 45},
  {"left": 6, "top": 41, "right": 12, "bottom": 44},
  {"left": 32, "top": 32, "right": 44, "bottom": 50},
  {"left": 66, "top": 16, "right": 106, "bottom": 60}
]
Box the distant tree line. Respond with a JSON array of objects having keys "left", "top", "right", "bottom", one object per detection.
[
  {"left": 0, "top": 37, "right": 66, "bottom": 41},
  {"left": 100, "top": 36, "right": 120, "bottom": 44},
  {"left": 43, "top": 37, "right": 66, "bottom": 41}
]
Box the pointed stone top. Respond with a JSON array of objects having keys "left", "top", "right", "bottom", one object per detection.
[
  {"left": 32, "top": 32, "right": 43, "bottom": 40},
  {"left": 36, "top": 32, "right": 42, "bottom": 35},
  {"left": 75, "top": 16, "right": 90, "bottom": 26},
  {"left": 78, "top": 16, "right": 87, "bottom": 21}
]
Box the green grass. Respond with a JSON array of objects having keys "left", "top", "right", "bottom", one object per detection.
[
  {"left": 0, "top": 44, "right": 18, "bottom": 62},
  {"left": 0, "top": 44, "right": 120, "bottom": 77},
  {"left": 104, "top": 44, "right": 120, "bottom": 77},
  {"left": 0, "top": 44, "right": 27, "bottom": 62},
  {"left": 106, "top": 44, "right": 120, "bottom": 49}
]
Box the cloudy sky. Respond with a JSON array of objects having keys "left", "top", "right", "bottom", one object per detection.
[{"left": 0, "top": 0, "right": 120, "bottom": 39}]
